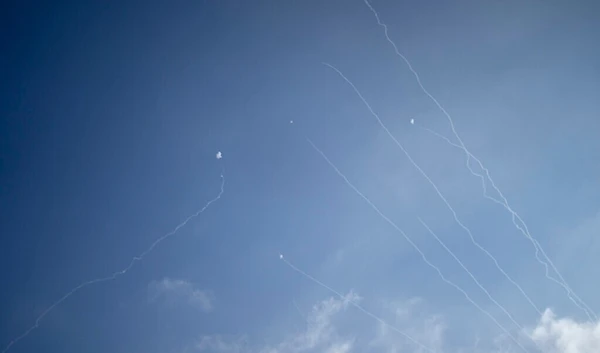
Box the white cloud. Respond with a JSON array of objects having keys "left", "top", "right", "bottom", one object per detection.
[
  {"left": 260, "top": 291, "right": 359, "bottom": 353},
  {"left": 325, "top": 340, "right": 353, "bottom": 353},
  {"left": 193, "top": 335, "right": 249, "bottom": 353},
  {"left": 216, "top": 151, "right": 222, "bottom": 159},
  {"left": 148, "top": 278, "right": 213, "bottom": 312},
  {"left": 188, "top": 293, "right": 600, "bottom": 353},
  {"left": 370, "top": 297, "right": 446, "bottom": 353},
  {"left": 192, "top": 292, "right": 359, "bottom": 353},
  {"left": 527, "top": 309, "right": 600, "bottom": 353},
  {"left": 188, "top": 293, "right": 456, "bottom": 353}
]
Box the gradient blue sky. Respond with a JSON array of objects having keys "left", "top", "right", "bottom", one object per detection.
[{"left": 2, "top": 1, "right": 600, "bottom": 353}]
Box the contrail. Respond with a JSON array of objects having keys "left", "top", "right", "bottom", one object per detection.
[
  {"left": 418, "top": 124, "right": 597, "bottom": 321},
  {"left": 306, "top": 139, "right": 531, "bottom": 353},
  {"left": 362, "top": 0, "right": 596, "bottom": 320},
  {"left": 322, "top": 62, "right": 541, "bottom": 317},
  {"left": 2, "top": 173, "right": 225, "bottom": 353},
  {"left": 280, "top": 255, "right": 438, "bottom": 353}
]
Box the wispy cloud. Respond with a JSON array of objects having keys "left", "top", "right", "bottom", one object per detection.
[
  {"left": 275, "top": 292, "right": 358, "bottom": 353},
  {"left": 324, "top": 340, "right": 353, "bottom": 353},
  {"left": 193, "top": 335, "right": 249, "bottom": 353},
  {"left": 148, "top": 278, "right": 214, "bottom": 312},
  {"left": 192, "top": 292, "right": 358, "bottom": 353},
  {"left": 184, "top": 293, "right": 600, "bottom": 353},
  {"left": 187, "top": 293, "right": 463, "bottom": 353},
  {"left": 370, "top": 297, "right": 446, "bottom": 353}
]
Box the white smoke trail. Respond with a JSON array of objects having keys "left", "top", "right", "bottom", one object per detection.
[
  {"left": 2, "top": 173, "right": 225, "bottom": 353},
  {"left": 361, "top": 0, "right": 473, "bottom": 167},
  {"left": 362, "top": 0, "right": 596, "bottom": 320},
  {"left": 292, "top": 298, "right": 306, "bottom": 321},
  {"left": 418, "top": 217, "right": 542, "bottom": 320},
  {"left": 322, "top": 62, "right": 541, "bottom": 317},
  {"left": 306, "top": 139, "right": 532, "bottom": 353},
  {"left": 280, "top": 255, "right": 438, "bottom": 353},
  {"left": 418, "top": 124, "right": 597, "bottom": 321}
]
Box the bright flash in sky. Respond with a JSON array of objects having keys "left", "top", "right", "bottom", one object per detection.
[{"left": 216, "top": 151, "right": 222, "bottom": 159}]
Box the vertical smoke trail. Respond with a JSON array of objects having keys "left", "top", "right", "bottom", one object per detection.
[
  {"left": 362, "top": 0, "right": 595, "bottom": 320},
  {"left": 419, "top": 125, "right": 597, "bottom": 320},
  {"left": 305, "top": 139, "right": 532, "bottom": 353},
  {"left": 322, "top": 62, "right": 541, "bottom": 318},
  {"left": 2, "top": 174, "right": 225, "bottom": 353}
]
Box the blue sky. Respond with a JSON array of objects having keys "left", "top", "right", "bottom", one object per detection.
[{"left": 1, "top": 1, "right": 600, "bottom": 352}]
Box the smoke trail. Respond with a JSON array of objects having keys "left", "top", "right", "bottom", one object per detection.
[
  {"left": 292, "top": 298, "right": 306, "bottom": 320},
  {"left": 306, "top": 139, "right": 531, "bottom": 353},
  {"left": 419, "top": 124, "right": 597, "bottom": 320},
  {"left": 280, "top": 255, "right": 438, "bottom": 353},
  {"left": 361, "top": 0, "right": 474, "bottom": 168},
  {"left": 322, "top": 62, "right": 541, "bottom": 317},
  {"left": 362, "top": 0, "right": 595, "bottom": 320},
  {"left": 418, "top": 217, "right": 542, "bottom": 319},
  {"left": 2, "top": 174, "right": 225, "bottom": 353}
]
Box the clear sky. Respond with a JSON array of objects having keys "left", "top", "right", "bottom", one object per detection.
[{"left": 1, "top": 1, "right": 600, "bottom": 353}]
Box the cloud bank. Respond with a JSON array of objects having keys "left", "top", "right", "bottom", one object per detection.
[
  {"left": 527, "top": 309, "right": 600, "bottom": 353},
  {"left": 176, "top": 289, "right": 600, "bottom": 353},
  {"left": 193, "top": 292, "right": 359, "bottom": 353},
  {"left": 186, "top": 292, "right": 453, "bottom": 353}
]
